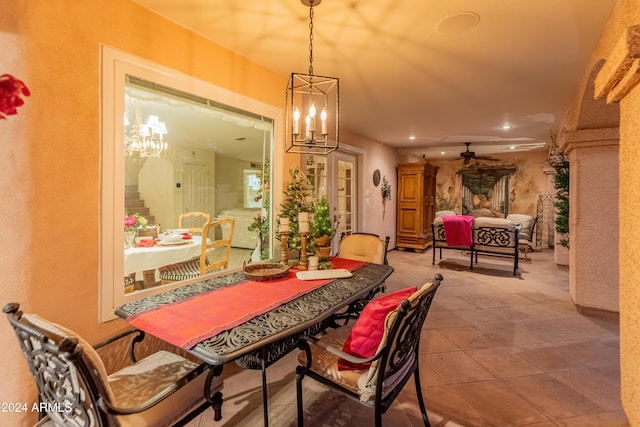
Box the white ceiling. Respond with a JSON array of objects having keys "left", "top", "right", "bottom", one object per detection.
[{"left": 132, "top": 0, "right": 617, "bottom": 160}]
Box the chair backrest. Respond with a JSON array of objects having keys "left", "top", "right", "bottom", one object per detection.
[
  {"left": 359, "top": 275, "right": 442, "bottom": 402},
  {"left": 3, "top": 303, "right": 118, "bottom": 426},
  {"left": 178, "top": 211, "right": 211, "bottom": 234},
  {"left": 337, "top": 232, "right": 389, "bottom": 265},
  {"left": 200, "top": 217, "right": 235, "bottom": 274}
]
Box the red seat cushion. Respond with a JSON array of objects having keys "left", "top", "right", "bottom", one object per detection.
[{"left": 338, "top": 286, "right": 417, "bottom": 370}]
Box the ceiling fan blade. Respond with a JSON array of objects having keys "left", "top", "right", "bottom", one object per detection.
[{"left": 474, "top": 155, "right": 499, "bottom": 161}]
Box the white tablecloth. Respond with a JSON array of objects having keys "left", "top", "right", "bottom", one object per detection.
[{"left": 124, "top": 236, "right": 203, "bottom": 275}]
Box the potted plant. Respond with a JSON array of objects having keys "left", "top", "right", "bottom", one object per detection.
[{"left": 312, "top": 196, "right": 338, "bottom": 260}]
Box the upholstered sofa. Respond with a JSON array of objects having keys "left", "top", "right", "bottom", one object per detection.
[{"left": 432, "top": 216, "right": 520, "bottom": 275}]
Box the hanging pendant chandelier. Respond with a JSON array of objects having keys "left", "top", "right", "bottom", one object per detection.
[
  {"left": 286, "top": 0, "right": 339, "bottom": 155},
  {"left": 124, "top": 98, "right": 168, "bottom": 159}
]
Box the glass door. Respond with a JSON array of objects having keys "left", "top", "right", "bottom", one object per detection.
[{"left": 304, "top": 151, "right": 358, "bottom": 251}]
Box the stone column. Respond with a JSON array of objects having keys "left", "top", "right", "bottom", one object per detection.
[
  {"left": 561, "top": 128, "right": 619, "bottom": 313},
  {"left": 594, "top": 23, "right": 640, "bottom": 423}
]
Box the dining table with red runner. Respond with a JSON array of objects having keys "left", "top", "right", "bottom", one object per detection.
[{"left": 116, "top": 257, "right": 394, "bottom": 426}]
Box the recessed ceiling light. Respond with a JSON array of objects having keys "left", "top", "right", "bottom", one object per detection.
[
  {"left": 501, "top": 124, "right": 512, "bottom": 130},
  {"left": 436, "top": 12, "right": 480, "bottom": 34},
  {"left": 510, "top": 145, "right": 516, "bottom": 149},
  {"left": 409, "top": 135, "right": 416, "bottom": 140},
  {"left": 440, "top": 151, "right": 446, "bottom": 155}
]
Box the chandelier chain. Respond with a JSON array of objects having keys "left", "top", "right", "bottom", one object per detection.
[{"left": 308, "top": 1, "right": 314, "bottom": 76}]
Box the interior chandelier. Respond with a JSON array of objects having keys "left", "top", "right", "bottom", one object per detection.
[
  {"left": 286, "top": 0, "right": 339, "bottom": 155},
  {"left": 124, "top": 98, "right": 168, "bottom": 158}
]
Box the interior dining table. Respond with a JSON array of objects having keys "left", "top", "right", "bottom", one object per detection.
[
  {"left": 115, "top": 258, "right": 394, "bottom": 426},
  {"left": 124, "top": 235, "right": 203, "bottom": 288}
]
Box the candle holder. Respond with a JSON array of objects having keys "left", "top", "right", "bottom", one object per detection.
[
  {"left": 280, "top": 231, "right": 289, "bottom": 265},
  {"left": 299, "top": 232, "right": 309, "bottom": 271}
]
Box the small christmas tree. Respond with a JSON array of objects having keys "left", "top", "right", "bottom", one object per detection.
[
  {"left": 279, "top": 166, "right": 315, "bottom": 256},
  {"left": 311, "top": 196, "right": 338, "bottom": 263},
  {"left": 312, "top": 196, "right": 337, "bottom": 248}
]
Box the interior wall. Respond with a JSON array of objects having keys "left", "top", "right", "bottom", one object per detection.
[
  {"left": 0, "top": 1, "right": 287, "bottom": 424},
  {"left": 214, "top": 156, "right": 256, "bottom": 215},
  {"left": 339, "top": 129, "right": 400, "bottom": 248}
]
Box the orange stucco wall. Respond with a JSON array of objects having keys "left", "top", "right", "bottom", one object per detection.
[
  {"left": 562, "top": 0, "right": 639, "bottom": 423},
  {"left": 1, "top": 1, "right": 289, "bottom": 424}
]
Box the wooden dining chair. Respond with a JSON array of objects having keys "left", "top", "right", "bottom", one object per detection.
[
  {"left": 160, "top": 218, "right": 236, "bottom": 284},
  {"left": 178, "top": 211, "right": 211, "bottom": 234},
  {"left": 295, "top": 275, "right": 443, "bottom": 427},
  {"left": 3, "top": 303, "right": 223, "bottom": 427}
]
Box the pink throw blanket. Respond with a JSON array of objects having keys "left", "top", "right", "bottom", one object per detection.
[{"left": 441, "top": 215, "right": 474, "bottom": 247}]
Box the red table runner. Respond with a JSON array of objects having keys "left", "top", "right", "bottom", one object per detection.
[{"left": 127, "top": 258, "right": 366, "bottom": 349}]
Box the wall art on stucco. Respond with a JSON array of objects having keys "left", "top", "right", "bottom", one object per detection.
[{"left": 458, "top": 163, "right": 517, "bottom": 218}]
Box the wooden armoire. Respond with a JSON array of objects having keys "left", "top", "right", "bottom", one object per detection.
[{"left": 396, "top": 162, "right": 438, "bottom": 251}]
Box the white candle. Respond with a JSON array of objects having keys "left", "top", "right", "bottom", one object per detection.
[
  {"left": 293, "top": 107, "right": 300, "bottom": 135},
  {"left": 321, "top": 108, "right": 327, "bottom": 135},
  {"left": 308, "top": 256, "right": 319, "bottom": 271},
  {"left": 280, "top": 217, "right": 289, "bottom": 233},
  {"left": 298, "top": 212, "right": 309, "bottom": 233},
  {"left": 308, "top": 104, "right": 316, "bottom": 132},
  {"left": 305, "top": 115, "right": 311, "bottom": 138}
]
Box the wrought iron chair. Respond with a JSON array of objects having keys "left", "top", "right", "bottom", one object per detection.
[
  {"left": 160, "top": 217, "right": 235, "bottom": 284},
  {"left": 4, "top": 303, "right": 223, "bottom": 426},
  {"left": 295, "top": 274, "right": 443, "bottom": 427},
  {"left": 178, "top": 211, "right": 211, "bottom": 234},
  {"left": 334, "top": 232, "right": 391, "bottom": 324}
]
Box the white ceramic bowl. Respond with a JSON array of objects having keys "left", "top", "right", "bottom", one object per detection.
[{"left": 172, "top": 228, "right": 190, "bottom": 234}]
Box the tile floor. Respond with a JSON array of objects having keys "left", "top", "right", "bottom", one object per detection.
[{"left": 186, "top": 248, "right": 628, "bottom": 427}]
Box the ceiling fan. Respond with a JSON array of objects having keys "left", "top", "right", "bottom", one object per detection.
[{"left": 459, "top": 142, "right": 499, "bottom": 165}]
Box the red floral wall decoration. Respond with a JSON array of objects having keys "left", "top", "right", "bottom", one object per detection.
[{"left": 0, "top": 74, "right": 30, "bottom": 119}]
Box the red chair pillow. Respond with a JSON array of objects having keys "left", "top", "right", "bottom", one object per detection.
[{"left": 338, "top": 286, "right": 417, "bottom": 370}]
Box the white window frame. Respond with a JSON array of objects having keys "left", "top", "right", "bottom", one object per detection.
[{"left": 99, "top": 45, "right": 283, "bottom": 322}]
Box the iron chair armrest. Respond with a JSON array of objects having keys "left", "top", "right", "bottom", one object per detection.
[
  {"left": 93, "top": 328, "right": 146, "bottom": 363},
  {"left": 298, "top": 334, "right": 383, "bottom": 368},
  {"left": 97, "top": 362, "right": 216, "bottom": 415}
]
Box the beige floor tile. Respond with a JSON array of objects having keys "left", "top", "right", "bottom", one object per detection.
[
  {"left": 439, "top": 326, "right": 510, "bottom": 349},
  {"left": 424, "top": 351, "right": 496, "bottom": 384},
  {"left": 513, "top": 344, "right": 588, "bottom": 372},
  {"left": 551, "top": 369, "right": 624, "bottom": 412},
  {"left": 553, "top": 410, "right": 631, "bottom": 427},
  {"left": 505, "top": 373, "right": 603, "bottom": 420},
  {"left": 420, "top": 329, "right": 461, "bottom": 354},
  {"left": 450, "top": 380, "right": 549, "bottom": 425},
  {"left": 467, "top": 346, "right": 543, "bottom": 378},
  {"left": 552, "top": 338, "right": 620, "bottom": 368}
]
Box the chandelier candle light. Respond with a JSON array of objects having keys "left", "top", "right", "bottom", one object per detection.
[
  {"left": 286, "top": 0, "right": 339, "bottom": 155},
  {"left": 124, "top": 99, "right": 168, "bottom": 158}
]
